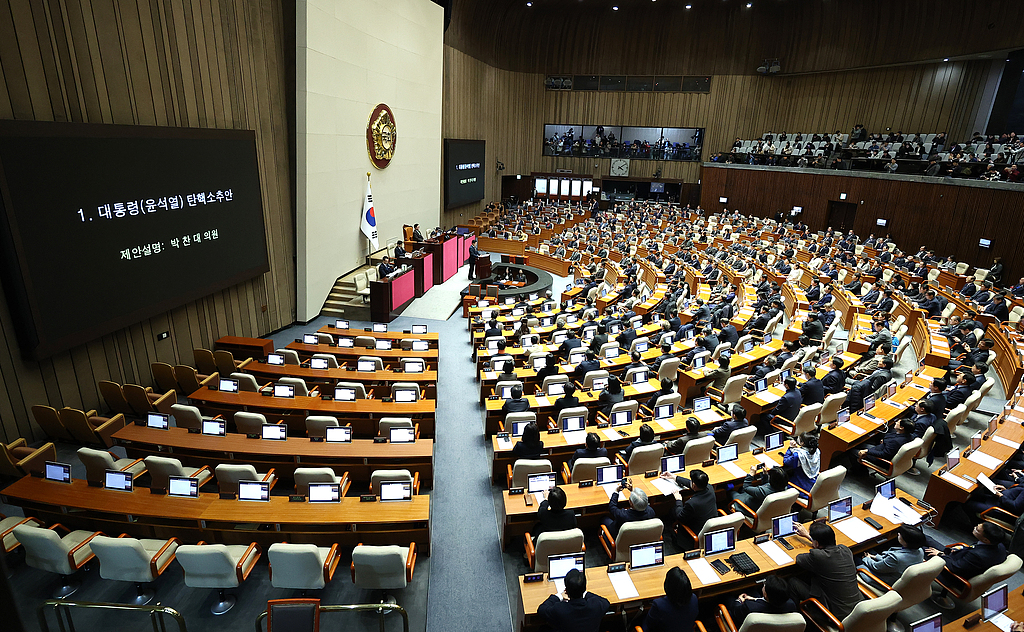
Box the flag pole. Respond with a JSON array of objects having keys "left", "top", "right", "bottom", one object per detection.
[{"left": 366, "top": 172, "right": 372, "bottom": 259}]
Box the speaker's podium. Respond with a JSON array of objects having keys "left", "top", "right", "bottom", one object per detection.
[
  {"left": 475, "top": 257, "right": 492, "bottom": 279},
  {"left": 369, "top": 266, "right": 416, "bottom": 323}
]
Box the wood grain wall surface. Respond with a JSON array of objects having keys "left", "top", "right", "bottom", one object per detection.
[
  {"left": 442, "top": 44, "right": 993, "bottom": 224},
  {"left": 0, "top": 0, "right": 294, "bottom": 444},
  {"left": 446, "top": 0, "right": 1024, "bottom": 76},
  {"left": 700, "top": 165, "right": 1024, "bottom": 280}
]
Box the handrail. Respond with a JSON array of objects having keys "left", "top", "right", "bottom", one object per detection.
[
  {"left": 255, "top": 603, "right": 409, "bottom": 632},
  {"left": 39, "top": 600, "right": 187, "bottom": 632}
]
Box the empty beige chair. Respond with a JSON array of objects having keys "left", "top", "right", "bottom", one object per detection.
[
  {"left": 379, "top": 417, "right": 413, "bottom": 437},
  {"left": 794, "top": 465, "right": 847, "bottom": 517},
  {"left": 507, "top": 459, "right": 553, "bottom": 489},
  {"left": 598, "top": 518, "right": 663, "bottom": 562},
  {"left": 554, "top": 406, "right": 589, "bottom": 430},
  {"left": 175, "top": 542, "right": 261, "bottom": 615},
  {"left": 370, "top": 469, "right": 419, "bottom": 496},
  {"left": 974, "top": 268, "right": 989, "bottom": 281},
  {"left": 714, "top": 608, "right": 806, "bottom": 632},
  {"left": 723, "top": 425, "right": 757, "bottom": 453},
  {"left": 620, "top": 443, "right": 664, "bottom": 475},
  {"left": 152, "top": 362, "right": 181, "bottom": 394},
  {"left": 336, "top": 381, "right": 369, "bottom": 399},
  {"left": 144, "top": 455, "right": 213, "bottom": 489},
  {"left": 170, "top": 403, "right": 208, "bottom": 431},
  {"left": 503, "top": 411, "right": 537, "bottom": 432},
  {"left": 679, "top": 511, "right": 744, "bottom": 551},
  {"left": 230, "top": 373, "right": 262, "bottom": 392},
  {"left": 562, "top": 457, "right": 611, "bottom": 484},
  {"left": 294, "top": 467, "right": 344, "bottom": 496},
  {"left": 305, "top": 415, "right": 340, "bottom": 438},
  {"left": 233, "top": 411, "right": 271, "bottom": 435},
  {"left": 708, "top": 375, "right": 747, "bottom": 409},
  {"left": 523, "top": 528, "right": 585, "bottom": 573},
  {"left": 277, "top": 377, "right": 310, "bottom": 396},
  {"left": 77, "top": 447, "right": 146, "bottom": 486},
  {"left": 819, "top": 392, "right": 847, "bottom": 426},
  {"left": 354, "top": 273, "right": 371, "bottom": 302},
  {"left": 32, "top": 404, "right": 74, "bottom": 442},
  {"left": 802, "top": 590, "right": 901, "bottom": 632},
  {"left": 963, "top": 391, "right": 982, "bottom": 414},
  {"left": 214, "top": 463, "right": 276, "bottom": 495},
  {"left": 59, "top": 408, "right": 125, "bottom": 448},
  {"left": 390, "top": 383, "right": 420, "bottom": 401},
  {"left": 933, "top": 553, "right": 1022, "bottom": 609},
  {"left": 193, "top": 348, "right": 218, "bottom": 376},
  {"left": 540, "top": 374, "right": 569, "bottom": 393},
  {"left": 354, "top": 336, "right": 376, "bottom": 349},
  {"left": 350, "top": 543, "right": 417, "bottom": 611},
  {"left": 357, "top": 356, "right": 384, "bottom": 371},
  {"left": 124, "top": 384, "right": 176, "bottom": 416},
  {"left": 1, "top": 439, "right": 54, "bottom": 478},
  {"left": 0, "top": 513, "right": 44, "bottom": 553},
  {"left": 861, "top": 438, "right": 923, "bottom": 479},
  {"left": 14, "top": 523, "right": 101, "bottom": 597},
  {"left": 682, "top": 435, "right": 715, "bottom": 466},
  {"left": 311, "top": 353, "right": 339, "bottom": 368},
  {"left": 268, "top": 542, "right": 341, "bottom": 591},
  {"left": 597, "top": 400, "right": 639, "bottom": 426},
  {"left": 735, "top": 488, "right": 799, "bottom": 533},
  {"left": 275, "top": 348, "right": 302, "bottom": 365},
  {"left": 955, "top": 262, "right": 970, "bottom": 275},
  {"left": 174, "top": 364, "right": 217, "bottom": 394},
  {"left": 98, "top": 380, "right": 134, "bottom": 417},
  {"left": 581, "top": 370, "right": 610, "bottom": 390},
  {"left": 657, "top": 357, "right": 682, "bottom": 382},
  {"left": 90, "top": 534, "right": 180, "bottom": 604},
  {"left": 214, "top": 350, "right": 244, "bottom": 378},
  {"left": 772, "top": 403, "right": 822, "bottom": 436},
  {"left": 315, "top": 333, "right": 334, "bottom": 345}
]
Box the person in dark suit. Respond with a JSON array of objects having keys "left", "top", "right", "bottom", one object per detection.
[
  {"left": 588, "top": 324, "right": 608, "bottom": 353},
  {"left": 511, "top": 421, "right": 544, "bottom": 459},
  {"left": 394, "top": 240, "right": 407, "bottom": 259},
  {"left": 916, "top": 290, "right": 942, "bottom": 318},
  {"left": 644, "top": 378, "right": 677, "bottom": 411},
  {"left": 558, "top": 330, "right": 583, "bottom": 359},
  {"left": 718, "top": 318, "right": 739, "bottom": 347},
  {"left": 944, "top": 372, "right": 974, "bottom": 411},
  {"left": 802, "top": 313, "right": 825, "bottom": 344},
  {"left": 798, "top": 365, "right": 825, "bottom": 405},
  {"left": 857, "top": 525, "right": 927, "bottom": 586},
  {"left": 663, "top": 417, "right": 709, "bottom": 455},
  {"left": 537, "top": 568, "right": 610, "bottom": 632},
  {"left": 639, "top": 567, "right": 700, "bottom": 632},
  {"left": 624, "top": 423, "right": 658, "bottom": 462},
  {"left": 411, "top": 223, "right": 424, "bottom": 242},
  {"left": 666, "top": 469, "right": 717, "bottom": 535},
  {"left": 553, "top": 382, "right": 580, "bottom": 415},
  {"left": 573, "top": 350, "right": 601, "bottom": 380},
  {"left": 925, "top": 523, "right": 1007, "bottom": 580},
  {"left": 377, "top": 256, "right": 396, "bottom": 277},
  {"left": 467, "top": 239, "right": 479, "bottom": 279},
  {"left": 569, "top": 432, "right": 608, "bottom": 469},
  {"left": 502, "top": 385, "right": 532, "bottom": 416},
  {"left": 532, "top": 486, "right": 577, "bottom": 539},
  {"left": 746, "top": 306, "right": 771, "bottom": 335},
  {"left": 602, "top": 484, "right": 656, "bottom": 537},
  {"left": 616, "top": 324, "right": 638, "bottom": 350},
  {"left": 769, "top": 377, "right": 802, "bottom": 427},
  {"left": 788, "top": 522, "right": 862, "bottom": 621},
  {"left": 712, "top": 404, "right": 749, "bottom": 445},
  {"left": 651, "top": 342, "right": 676, "bottom": 372},
  {"left": 731, "top": 466, "right": 789, "bottom": 513},
  {"left": 484, "top": 319, "right": 504, "bottom": 339},
  {"left": 729, "top": 576, "right": 798, "bottom": 627},
  {"left": 856, "top": 418, "right": 915, "bottom": 467},
  {"left": 821, "top": 357, "right": 846, "bottom": 395},
  {"left": 597, "top": 375, "right": 624, "bottom": 416}
]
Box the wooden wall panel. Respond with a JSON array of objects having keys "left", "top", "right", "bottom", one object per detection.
[
  {"left": 0, "top": 0, "right": 295, "bottom": 444},
  {"left": 700, "top": 165, "right": 1024, "bottom": 282}
]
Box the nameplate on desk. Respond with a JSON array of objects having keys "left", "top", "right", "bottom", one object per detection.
[
  {"left": 310, "top": 436, "right": 324, "bottom": 442},
  {"left": 150, "top": 487, "right": 166, "bottom": 495},
  {"left": 754, "top": 534, "right": 770, "bottom": 544},
  {"left": 208, "top": 384, "right": 218, "bottom": 390},
  {"left": 219, "top": 492, "right": 236, "bottom": 500},
  {"left": 487, "top": 395, "right": 500, "bottom": 400},
  {"left": 246, "top": 433, "right": 260, "bottom": 439},
  {"left": 644, "top": 470, "right": 659, "bottom": 478},
  {"left": 524, "top": 573, "right": 544, "bottom": 583},
  {"left": 187, "top": 427, "right": 200, "bottom": 434},
  {"left": 373, "top": 437, "right": 388, "bottom": 443},
  {"left": 509, "top": 487, "right": 524, "bottom": 495},
  {"left": 547, "top": 428, "right": 560, "bottom": 434},
  {"left": 608, "top": 563, "right": 627, "bottom": 573},
  {"left": 360, "top": 495, "right": 377, "bottom": 502},
  {"left": 87, "top": 480, "right": 102, "bottom": 488},
  {"left": 752, "top": 447, "right": 764, "bottom": 455},
  {"left": 261, "top": 390, "right": 272, "bottom": 397},
  {"left": 597, "top": 422, "right": 609, "bottom": 429},
  {"left": 578, "top": 480, "right": 594, "bottom": 488},
  {"left": 134, "top": 419, "right": 146, "bottom": 426},
  {"left": 683, "top": 550, "right": 701, "bottom": 560},
  {"left": 320, "top": 395, "right": 331, "bottom": 400},
  {"left": 702, "top": 459, "right": 715, "bottom": 467},
  {"left": 289, "top": 495, "right": 305, "bottom": 502}
]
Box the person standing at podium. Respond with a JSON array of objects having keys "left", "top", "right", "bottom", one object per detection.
[
  {"left": 468, "top": 238, "right": 480, "bottom": 280},
  {"left": 378, "top": 256, "right": 395, "bottom": 278}
]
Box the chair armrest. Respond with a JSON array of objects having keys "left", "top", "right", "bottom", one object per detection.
[
  {"left": 615, "top": 453, "right": 628, "bottom": 468},
  {"left": 48, "top": 523, "right": 70, "bottom": 535},
  {"left": 716, "top": 603, "right": 739, "bottom": 632},
  {"left": 981, "top": 506, "right": 1017, "bottom": 532},
  {"left": 800, "top": 597, "right": 842, "bottom": 631},
  {"left": 94, "top": 414, "right": 126, "bottom": 447},
  {"left": 640, "top": 405, "right": 653, "bottom": 416},
  {"left": 731, "top": 498, "right": 757, "bottom": 523},
  {"left": 0, "top": 516, "right": 42, "bottom": 550},
  {"left": 862, "top": 455, "right": 894, "bottom": 477},
  {"left": 323, "top": 543, "right": 340, "bottom": 583},
  {"left": 406, "top": 542, "right": 417, "bottom": 582},
  {"left": 414, "top": 423, "right": 420, "bottom": 440},
  {"left": 235, "top": 543, "right": 262, "bottom": 583},
  {"left": 561, "top": 462, "right": 572, "bottom": 485},
  {"left": 787, "top": 481, "right": 811, "bottom": 497},
  {"left": 152, "top": 390, "right": 177, "bottom": 414},
  {"left": 199, "top": 372, "right": 220, "bottom": 387},
  {"left": 680, "top": 524, "right": 698, "bottom": 549},
  {"left": 506, "top": 464, "right": 513, "bottom": 489},
  {"left": 237, "top": 357, "right": 253, "bottom": 370},
  {"left": 17, "top": 442, "right": 56, "bottom": 475},
  {"left": 696, "top": 622, "right": 709, "bottom": 632},
  {"left": 67, "top": 531, "right": 103, "bottom": 570},
  {"left": 8, "top": 438, "right": 26, "bottom": 449},
  {"left": 339, "top": 472, "right": 352, "bottom": 497},
  {"left": 596, "top": 411, "right": 609, "bottom": 423},
  {"left": 413, "top": 472, "right": 420, "bottom": 495},
  {"left": 262, "top": 469, "right": 276, "bottom": 483},
  {"left": 934, "top": 567, "right": 971, "bottom": 597},
  {"left": 85, "top": 410, "right": 98, "bottom": 418},
  {"left": 706, "top": 386, "right": 724, "bottom": 401},
  {"left": 524, "top": 533, "right": 536, "bottom": 569},
  {"left": 149, "top": 537, "right": 180, "bottom": 577},
  {"left": 856, "top": 568, "right": 893, "bottom": 595},
  {"left": 599, "top": 524, "right": 615, "bottom": 559}
]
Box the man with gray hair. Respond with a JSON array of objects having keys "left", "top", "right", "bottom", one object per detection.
[{"left": 602, "top": 480, "right": 656, "bottom": 537}]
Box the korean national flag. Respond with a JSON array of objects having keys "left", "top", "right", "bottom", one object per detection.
[{"left": 360, "top": 180, "right": 379, "bottom": 249}]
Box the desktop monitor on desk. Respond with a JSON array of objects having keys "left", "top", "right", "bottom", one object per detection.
[
  {"left": 765, "top": 431, "right": 784, "bottom": 451},
  {"left": 743, "top": 340, "right": 755, "bottom": 353},
  {"left": 684, "top": 329, "right": 696, "bottom": 340},
  {"left": 357, "top": 360, "right": 377, "bottom": 372},
  {"left": 218, "top": 378, "right": 239, "bottom": 393},
  {"left": 335, "top": 386, "right": 357, "bottom": 402},
  {"left": 692, "top": 355, "right": 706, "bottom": 370},
  {"left": 609, "top": 324, "right": 621, "bottom": 334},
  {"left": 780, "top": 369, "right": 792, "bottom": 381},
  {"left": 772, "top": 512, "right": 797, "bottom": 538},
  {"left": 238, "top": 480, "right": 270, "bottom": 502},
  {"left": 499, "top": 386, "right": 514, "bottom": 399},
  {"left": 338, "top": 338, "right": 355, "bottom": 348},
  {"left": 611, "top": 410, "right": 633, "bottom": 427},
  {"left": 704, "top": 528, "right": 736, "bottom": 557},
  {"left": 605, "top": 347, "right": 620, "bottom": 359},
  {"left": 631, "top": 370, "right": 648, "bottom": 384},
  {"left": 655, "top": 404, "right": 674, "bottom": 419},
  {"left": 335, "top": 319, "right": 350, "bottom": 330},
  {"left": 308, "top": 482, "right": 341, "bottom": 503},
  {"left": 404, "top": 360, "right": 425, "bottom": 373},
  {"left": 552, "top": 333, "right": 568, "bottom": 345},
  {"left": 372, "top": 323, "right": 388, "bottom": 333},
  {"left": 262, "top": 424, "right": 287, "bottom": 441},
  {"left": 375, "top": 339, "right": 393, "bottom": 351},
  {"left": 511, "top": 421, "right": 530, "bottom": 437},
  {"left": 877, "top": 479, "right": 897, "bottom": 500},
  {"left": 395, "top": 389, "right": 418, "bottom": 403},
  {"left": 104, "top": 469, "right": 133, "bottom": 492},
  {"left": 533, "top": 356, "right": 548, "bottom": 371},
  {"left": 168, "top": 476, "right": 199, "bottom": 498},
  {"left": 267, "top": 353, "right": 285, "bottom": 365},
  {"left": 595, "top": 465, "right": 625, "bottom": 486},
  {"left": 763, "top": 333, "right": 773, "bottom": 344},
  {"left": 411, "top": 340, "right": 429, "bottom": 351},
  {"left": 148, "top": 412, "right": 170, "bottom": 430},
  {"left": 693, "top": 396, "right": 711, "bottom": 413},
  {"left": 863, "top": 395, "right": 876, "bottom": 411},
  {"left": 836, "top": 409, "right": 850, "bottom": 425},
  {"left": 982, "top": 584, "right": 1009, "bottom": 622},
  {"left": 302, "top": 334, "right": 318, "bottom": 345},
  {"left": 309, "top": 358, "right": 329, "bottom": 370},
  {"left": 562, "top": 415, "right": 586, "bottom": 432},
  {"left": 390, "top": 427, "right": 416, "bottom": 443},
  {"left": 755, "top": 378, "right": 768, "bottom": 393},
  {"left": 827, "top": 496, "right": 853, "bottom": 524},
  {"left": 527, "top": 472, "right": 557, "bottom": 494},
  {"left": 568, "top": 351, "right": 586, "bottom": 365},
  {"left": 42, "top": 463, "right": 69, "bottom": 485},
  {"left": 412, "top": 324, "right": 428, "bottom": 334},
  {"left": 546, "top": 381, "right": 565, "bottom": 396},
  {"left": 629, "top": 541, "right": 664, "bottom": 570},
  {"left": 908, "top": 613, "right": 942, "bottom": 632},
  {"left": 547, "top": 552, "right": 585, "bottom": 581},
  {"left": 325, "top": 426, "right": 352, "bottom": 443},
  {"left": 717, "top": 443, "right": 739, "bottom": 464},
  {"left": 591, "top": 377, "right": 608, "bottom": 391},
  {"left": 661, "top": 455, "right": 684, "bottom": 474},
  {"left": 380, "top": 480, "right": 412, "bottom": 501},
  {"left": 273, "top": 384, "right": 294, "bottom": 398},
  {"left": 634, "top": 340, "right": 649, "bottom": 353},
  {"left": 512, "top": 308, "right": 525, "bottom": 317},
  {"left": 202, "top": 420, "right": 226, "bottom": 436}
]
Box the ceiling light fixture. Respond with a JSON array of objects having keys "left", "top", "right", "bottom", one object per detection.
[
  {"left": 943, "top": 58, "right": 949, "bottom": 62},
  {"left": 685, "top": 3, "right": 692, "bottom": 7},
  {"left": 746, "top": 2, "right": 752, "bottom": 7}
]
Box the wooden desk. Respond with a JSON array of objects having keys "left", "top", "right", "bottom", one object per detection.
[
  {"left": 369, "top": 266, "right": 417, "bottom": 323},
  {"left": 318, "top": 326, "right": 440, "bottom": 344},
  {"left": 286, "top": 341, "right": 438, "bottom": 361},
  {"left": 739, "top": 351, "right": 862, "bottom": 423},
  {"left": 677, "top": 339, "right": 783, "bottom": 400},
  {"left": 215, "top": 336, "right": 275, "bottom": 359},
  {"left": 113, "top": 424, "right": 435, "bottom": 488},
  {"left": 1, "top": 477, "right": 431, "bottom": 549},
  {"left": 244, "top": 361, "right": 438, "bottom": 394},
  {"left": 526, "top": 251, "right": 572, "bottom": 277},
  {"left": 187, "top": 388, "right": 437, "bottom": 438}
]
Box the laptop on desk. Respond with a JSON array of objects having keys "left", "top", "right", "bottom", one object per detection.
[{"left": 692, "top": 396, "right": 719, "bottom": 423}]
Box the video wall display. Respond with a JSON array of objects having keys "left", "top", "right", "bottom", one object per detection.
[
  {"left": 543, "top": 124, "right": 702, "bottom": 161},
  {"left": 534, "top": 177, "right": 594, "bottom": 198}
]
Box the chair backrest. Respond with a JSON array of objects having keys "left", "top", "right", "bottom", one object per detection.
[
  {"left": 612, "top": 519, "right": 663, "bottom": 562},
  {"left": 358, "top": 356, "right": 384, "bottom": 371},
  {"left": 354, "top": 336, "right": 376, "bottom": 349},
  {"left": 979, "top": 377, "right": 995, "bottom": 399},
  {"left": 541, "top": 375, "right": 569, "bottom": 391},
  {"left": 277, "top": 377, "right": 309, "bottom": 397},
  {"left": 370, "top": 469, "right": 414, "bottom": 495},
  {"left": 173, "top": 365, "right": 203, "bottom": 393},
  {"left": 945, "top": 403, "right": 968, "bottom": 434},
  {"left": 609, "top": 400, "right": 639, "bottom": 420},
  {"left": 534, "top": 528, "right": 585, "bottom": 574},
  {"left": 654, "top": 393, "right": 681, "bottom": 410},
  {"left": 963, "top": 391, "right": 982, "bottom": 413},
  {"left": 311, "top": 353, "right": 339, "bottom": 368},
  {"left": 712, "top": 342, "right": 732, "bottom": 361},
  {"left": 293, "top": 467, "right": 340, "bottom": 496},
  {"left": 335, "top": 381, "right": 367, "bottom": 399},
  {"left": 175, "top": 544, "right": 244, "bottom": 588},
  {"left": 379, "top": 417, "right": 413, "bottom": 437},
  {"left": 737, "top": 612, "right": 807, "bottom": 632},
  {"left": 268, "top": 543, "right": 328, "bottom": 590},
  {"left": 234, "top": 411, "right": 268, "bottom": 435},
  {"left": 752, "top": 488, "right": 800, "bottom": 532},
  {"left": 316, "top": 333, "right": 333, "bottom": 345},
  {"left": 555, "top": 406, "right": 590, "bottom": 429},
  {"left": 77, "top": 447, "right": 117, "bottom": 484},
  {"left": 351, "top": 545, "right": 408, "bottom": 590},
  {"left": 193, "top": 348, "right": 218, "bottom": 375},
  {"left": 890, "top": 438, "right": 924, "bottom": 477},
  {"left": 582, "top": 370, "right": 610, "bottom": 389},
  {"left": 90, "top": 535, "right": 158, "bottom": 583},
  {"left": 214, "top": 350, "right": 238, "bottom": 377},
  {"left": 98, "top": 380, "right": 133, "bottom": 416},
  {"left": 391, "top": 382, "right": 421, "bottom": 399},
  {"left": 124, "top": 384, "right": 165, "bottom": 416},
  {"left": 720, "top": 375, "right": 747, "bottom": 405},
  {"left": 152, "top": 362, "right": 180, "bottom": 394},
  {"left": 627, "top": 444, "right": 665, "bottom": 474},
  {"left": 510, "top": 459, "right": 553, "bottom": 488},
  {"left": 791, "top": 403, "right": 823, "bottom": 435},
  {"left": 58, "top": 408, "right": 103, "bottom": 444},
  {"left": 682, "top": 436, "right": 715, "bottom": 466},
  {"left": 504, "top": 412, "right": 537, "bottom": 431},
  {"left": 805, "top": 465, "right": 847, "bottom": 513},
  {"left": 570, "top": 457, "right": 611, "bottom": 483},
  {"left": 916, "top": 426, "right": 936, "bottom": 459},
  {"left": 304, "top": 415, "right": 340, "bottom": 437},
  {"left": 955, "top": 262, "right": 970, "bottom": 275},
  {"left": 960, "top": 554, "right": 1023, "bottom": 601},
  {"left": 696, "top": 512, "right": 744, "bottom": 550},
  {"left": 276, "top": 349, "right": 302, "bottom": 365},
  {"left": 215, "top": 464, "right": 259, "bottom": 494},
  {"left": 144, "top": 455, "right": 187, "bottom": 489},
  {"left": 13, "top": 525, "right": 79, "bottom": 575},
  {"left": 32, "top": 404, "right": 72, "bottom": 441},
  {"left": 841, "top": 590, "right": 902, "bottom": 631},
  {"left": 629, "top": 337, "right": 650, "bottom": 354},
  {"left": 658, "top": 357, "right": 681, "bottom": 382},
  {"left": 726, "top": 426, "right": 757, "bottom": 453},
  {"left": 819, "top": 392, "right": 847, "bottom": 425},
  {"left": 891, "top": 556, "right": 946, "bottom": 609},
  {"left": 229, "top": 373, "right": 261, "bottom": 392}
]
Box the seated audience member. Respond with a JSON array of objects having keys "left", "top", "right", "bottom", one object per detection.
[
  {"left": 597, "top": 375, "right": 624, "bottom": 416},
  {"left": 602, "top": 483, "right": 656, "bottom": 537},
  {"left": 663, "top": 417, "right": 709, "bottom": 455},
  {"left": 573, "top": 350, "right": 602, "bottom": 380},
  {"left": 798, "top": 364, "right": 825, "bottom": 405},
  {"left": 703, "top": 352, "right": 733, "bottom": 391},
  {"left": 501, "top": 384, "right": 531, "bottom": 415},
  {"left": 925, "top": 522, "right": 1008, "bottom": 580},
  {"left": 788, "top": 522, "right": 863, "bottom": 621},
  {"left": 553, "top": 382, "right": 580, "bottom": 415},
  {"left": 532, "top": 486, "right": 577, "bottom": 539},
  {"left": 768, "top": 377, "right": 802, "bottom": 427},
  {"left": 783, "top": 433, "right": 820, "bottom": 497},
  {"left": 623, "top": 423, "right": 659, "bottom": 462},
  {"left": 511, "top": 421, "right": 545, "bottom": 459},
  {"left": 640, "top": 567, "right": 700, "bottom": 632},
  {"left": 645, "top": 378, "right": 677, "bottom": 411},
  {"left": 856, "top": 418, "right": 915, "bottom": 468},
  {"left": 821, "top": 356, "right": 847, "bottom": 395},
  {"left": 569, "top": 432, "right": 608, "bottom": 470},
  {"left": 857, "top": 525, "right": 927, "bottom": 586},
  {"left": 731, "top": 466, "right": 789, "bottom": 513},
  {"left": 712, "top": 404, "right": 749, "bottom": 445},
  {"left": 665, "top": 469, "right": 717, "bottom": 536},
  {"left": 729, "top": 576, "right": 797, "bottom": 627},
  {"left": 537, "top": 568, "right": 610, "bottom": 632}
]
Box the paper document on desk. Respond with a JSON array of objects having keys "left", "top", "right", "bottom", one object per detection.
[
  {"left": 993, "top": 435, "right": 1023, "bottom": 450},
  {"left": 758, "top": 392, "right": 783, "bottom": 404},
  {"left": 838, "top": 421, "right": 868, "bottom": 435},
  {"left": 633, "top": 382, "right": 656, "bottom": 394},
  {"left": 534, "top": 396, "right": 551, "bottom": 407},
  {"left": 650, "top": 476, "right": 681, "bottom": 496},
  {"left": 601, "top": 483, "right": 624, "bottom": 502},
  {"left": 686, "top": 558, "right": 721, "bottom": 584},
  {"left": 833, "top": 517, "right": 881, "bottom": 543},
  {"left": 496, "top": 437, "right": 513, "bottom": 451},
  {"left": 756, "top": 453, "right": 780, "bottom": 468},
  {"left": 607, "top": 571, "right": 640, "bottom": 599},
  {"left": 553, "top": 578, "right": 565, "bottom": 595},
  {"left": 483, "top": 371, "right": 497, "bottom": 380},
  {"left": 869, "top": 494, "right": 900, "bottom": 525},
  {"left": 738, "top": 353, "right": 757, "bottom": 361},
  {"left": 721, "top": 462, "right": 746, "bottom": 478},
  {"left": 940, "top": 471, "right": 974, "bottom": 489},
  {"left": 966, "top": 450, "right": 1002, "bottom": 470},
  {"left": 758, "top": 540, "right": 793, "bottom": 565},
  {"left": 694, "top": 410, "right": 720, "bottom": 424},
  {"left": 978, "top": 472, "right": 1000, "bottom": 494},
  {"left": 655, "top": 417, "right": 676, "bottom": 431},
  {"left": 602, "top": 429, "right": 621, "bottom": 442},
  {"left": 562, "top": 430, "right": 587, "bottom": 445},
  {"left": 988, "top": 612, "right": 1015, "bottom": 632}
]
